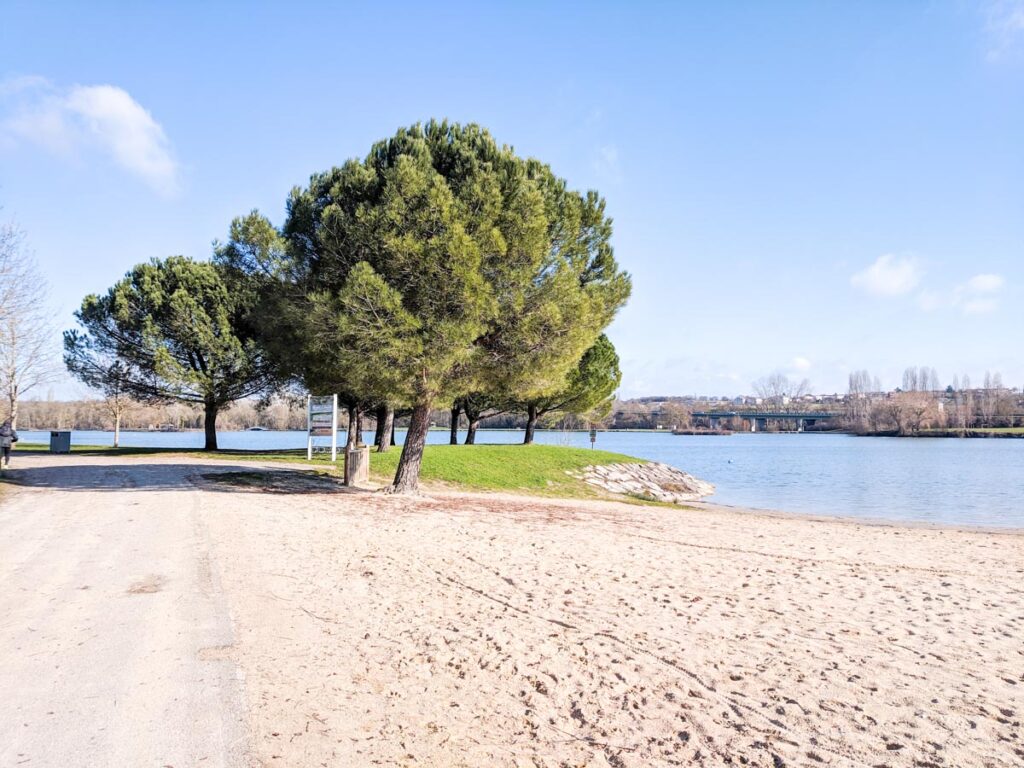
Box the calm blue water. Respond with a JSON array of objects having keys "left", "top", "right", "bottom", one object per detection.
[{"left": 17, "top": 429, "right": 1024, "bottom": 529}]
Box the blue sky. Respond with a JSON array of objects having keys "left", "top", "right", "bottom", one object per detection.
[{"left": 2, "top": 1, "right": 1022, "bottom": 399}]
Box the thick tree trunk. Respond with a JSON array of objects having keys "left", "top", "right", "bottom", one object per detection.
[
  {"left": 203, "top": 401, "right": 219, "bottom": 451},
  {"left": 373, "top": 405, "right": 386, "bottom": 447},
  {"left": 389, "top": 402, "right": 431, "bottom": 493},
  {"left": 523, "top": 403, "right": 538, "bottom": 445},
  {"left": 377, "top": 405, "right": 394, "bottom": 453},
  {"left": 391, "top": 418, "right": 397, "bottom": 447},
  {"left": 346, "top": 405, "right": 358, "bottom": 449},
  {"left": 449, "top": 403, "right": 460, "bottom": 445},
  {"left": 374, "top": 405, "right": 385, "bottom": 448},
  {"left": 464, "top": 419, "right": 480, "bottom": 445},
  {"left": 356, "top": 409, "right": 364, "bottom": 445}
]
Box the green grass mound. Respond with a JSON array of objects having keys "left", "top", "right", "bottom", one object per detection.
[{"left": 369, "top": 443, "right": 643, "bottom": 496}]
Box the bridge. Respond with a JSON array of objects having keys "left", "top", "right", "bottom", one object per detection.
[{"left": 689, "top": 411, "right": 843, "bottom": 432}]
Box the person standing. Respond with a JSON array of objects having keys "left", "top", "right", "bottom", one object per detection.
[{"left": 0, "top": 419, "right": 17, "bottom": 469}]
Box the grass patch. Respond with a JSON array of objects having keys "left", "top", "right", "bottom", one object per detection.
[{"left": 368, "top": 443, "right": 642, "bottom": 497}]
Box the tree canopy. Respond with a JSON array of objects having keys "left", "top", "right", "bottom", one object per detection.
[
  {"left": 64, "top": 256, "right": 274, "bottom": 450},
  {"left": 224, "top": 120, "right": 630, "bottom": 491},
  {"left": 520, "top": 334, "right": 622, "bottom": 443}
]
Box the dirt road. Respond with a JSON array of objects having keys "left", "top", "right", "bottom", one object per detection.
[{"left": 0, "top": 455, "right": 249, "bottom": 767}]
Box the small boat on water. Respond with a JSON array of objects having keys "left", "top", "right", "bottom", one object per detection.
[{"left": 248, "top": 426, "right": 268, "bottom": 431}]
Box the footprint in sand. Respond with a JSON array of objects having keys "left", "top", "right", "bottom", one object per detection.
[{"left": 127, "top": 574, "right": 165, "bottom": 595}]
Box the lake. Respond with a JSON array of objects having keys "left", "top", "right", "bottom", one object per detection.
[{"left": 16, "top": 428, "right": 1024, "bottom": 529}]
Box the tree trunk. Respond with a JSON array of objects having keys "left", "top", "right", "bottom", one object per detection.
[
  {"left": 391, "top": 418, "right": 397, "bottom": 447},
  {"left": 377, "top": 405, "right": 394, "bottom": 453},
  {"left": 346, "top": 405, "right": 358, "bottom": 449},
  {"left": 389, "top": 402, "right": 431, "bottom": 493},
  {"left": 356, "top": 408, "right": 364, "bottom": 446},
  {"left": 449, "top": 403, "right": 460, "bottom": 445},
  {"left": 373, "top": 405, "right": 387, "bottom": 447},
  {"left": 114, "top": 409, "right": 121, "bottom": 449},
  {"left": 523, "top": 403, "right": 538, "bottom": 444},
  {"left": 464, "top": 419, "right": 480, "bottom": 445},
  {"left": 8, "top": 384, "right": 17, "bottom": 430},
  {"left": 203, "top": 401, "right": 219, "bottom": 451}
]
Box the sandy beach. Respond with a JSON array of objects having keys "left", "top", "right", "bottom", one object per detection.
[{"left": 2, "top": 455, "right": 1022, "bottom": 767}]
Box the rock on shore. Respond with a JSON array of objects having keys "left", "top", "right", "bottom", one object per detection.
[{"left": 571, "top": 461, "right": 715, "bottom": 503}]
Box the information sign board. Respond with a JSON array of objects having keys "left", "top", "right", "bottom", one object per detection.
[{"left": 307, "top": 394, "right": 338, "bottom": 461}]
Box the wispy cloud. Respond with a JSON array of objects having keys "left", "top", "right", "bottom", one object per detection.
[
  {"left": 591, "top": 144, "right": 622, "bottom": 183},
  {"left": 854, "top": 251, "right": 1007, "bottom": 317},
  {"left": 964, "top": 273, "right": 1005, "bottom": 293},
  {"left": 791, "top": 356, "right": 812, "bottom": 372},
  {"left": 851, "top": 254, "right": 924, "bottom": 297},
  {"left": 0, "top": 77, "right": 179, "bottom": 195},
  {"left": 984, "top": 0, "right": 1024, "bottom": 61},
  {"left": 958, "top": 272, "right": 1005, "bottom": 315},
  {"left": 917, "top": 272, "right": 1006, "bottom": 315}
]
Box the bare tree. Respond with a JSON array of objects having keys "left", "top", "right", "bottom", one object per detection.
[
  {"left": 753, "top": 372, "right": 811, "bottom": 410},
  {"left": 660, "top": 401, "right": 692, "bottom": 430},
  {"left": 902, "top": 367, "right": 919, "bottom": 392},
  {"left": 846, "top": 369, "right": 876, "bottom": 430},
  {"left": 878, "top": 391, "right": 938, "bottom": 435},
  {"left": 978, "top": 371, "right": 1005, "bottom": 426},
  {"left": 63, "top": 353, "right": 134, "bottom": 447},
  {"left": 0, "top": 223, "right": 56, "bottom": 426}
]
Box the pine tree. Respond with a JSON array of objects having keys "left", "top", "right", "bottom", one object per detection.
[{"left": 64, "top": 256, "right": 274, "bottom": 450}]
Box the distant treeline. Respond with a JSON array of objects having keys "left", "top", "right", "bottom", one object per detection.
[
  {"left": 844, "top": 389, "right": 1023, "bottom": 435},
  {"left": 16, "top": 398, "right": 616, "bottom": 433},
  {"left": 20, "top": 387, "right": 1022, "bottom": 437}
]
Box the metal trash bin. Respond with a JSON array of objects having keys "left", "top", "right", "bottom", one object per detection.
[{"left": 49, "top": 431, "right": 71, "bottom": 454}]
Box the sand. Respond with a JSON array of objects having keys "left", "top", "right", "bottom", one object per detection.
[
  {"left": 3, "top": 455, "right": 1022, "bottom": 767},
  {"left": 199, "top": 470, "right": 1024, "bottom": 767}
]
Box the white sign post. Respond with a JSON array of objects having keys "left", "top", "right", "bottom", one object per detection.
[{"left": 307, "top": 394, "right": 338, "bottom": 461}]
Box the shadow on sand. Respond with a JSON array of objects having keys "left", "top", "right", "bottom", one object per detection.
[{"left": 1, "top": 460, "right": 370, "bottom": 495}]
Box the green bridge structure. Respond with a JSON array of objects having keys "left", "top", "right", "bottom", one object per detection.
[{"left": 690, "top": 410, "right": 843, "bottom": 432}]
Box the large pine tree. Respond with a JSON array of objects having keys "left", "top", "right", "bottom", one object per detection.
[{"left": 225, "top": 121, "right": 631, "bottom": 491}]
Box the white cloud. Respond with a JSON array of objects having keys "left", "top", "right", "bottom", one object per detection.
[
  {"left": 1, "top": 77, "right": 179, "bottom": 195},
  {"left": 985, "top": 0, "right": 1024, "bottom": 61},
  {"left": 965, "top": 273, "right": 1005, "bottom": 293},
  {"left": 851, "top": 254, "right": 924, "bottom": 297},
  {"left": 917, "top": 272, "right": 1006, "bottom": 315},
  {"left": 791, "top": 356, "right": 812, "bottom": 372},
  {"left": 957, "top": 272, "right": 1005, "bottom": 315}
]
